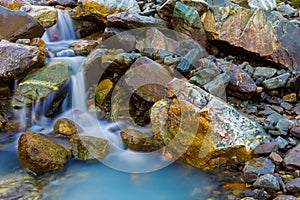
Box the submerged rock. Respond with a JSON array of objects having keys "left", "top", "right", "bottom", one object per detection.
[
  {"left": 0, "top": 174, "right": 41, "bottom": 199},
  {"left": 12, "top": 61, "right": 71, "bottom": 109},
  {"left": 120, "top": 129, "right": 163, "bottom": 152},
  {"left": 70, "top": 135, "right": 110, "bottom": 161},
  {"left": 0, "top": 6, "right": 44, "bottom": 42},
  {"left": 20, "top": 5, "right": 58, "bottom": 28},
  {"left": 203, "top": 7, "right": 300, "bottom": 71},
  {"left": 0, "top": 42, "right": 46, "bottom": 80},
  {"left": 151, "top": 78, "right": 270, "bottom": 170},
  {"left": 18, "top": 131, "right": 70, "bottom": 173}
]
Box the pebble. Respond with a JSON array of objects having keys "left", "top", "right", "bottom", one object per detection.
[
  {"left": 262, "top": 73, "right": 291, "bottom": 90},
  {"left": 253, "top": 67, "right": 277, "bottom": 80},
  {"left": 276, "top": 118, "right": 294, "bottom": 132},
  {"left": 286, "top": 178, "right": 300, "bottom": 194},
  {"left": 283, "top": 93, "right": 297, "bottom": 103},
  {"left": 274, "top": 136, "right": 288, "bottom": 149},
  {"left": 253, "top": 174, "right": 280, "bottom": 193},
  {"left": 290, "top": 126, "right": 300, "bottom": 138},
  {"left": 269, "top": 152, "right": 283, "bottom": 165},
  {"left": 253, "top": 142, "right": 279, "bottom": 155}
]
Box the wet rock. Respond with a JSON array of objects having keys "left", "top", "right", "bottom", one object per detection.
[
  {"left": 172, "top": 2, "right": 206, "bottom": 48},
  {"left": 283, "top": 143, "right": 300, "bottom": 170},
  {"left": 107, "top": 12, "right": 168, "bottom": 30},
  {"left": 286, "top": 178, "right": 300, "bottom": 194},
  {"left": 0, "top": 111, "right": 7, "bottom": 131},
  {"left": 283, "top": 93, "right": 297, "bottom": 103},
  {"left": 253, "top": 174, "right": 280, "bottom": 193},
  {"left": 18, "top": 131, "right": 70, "bottom": 173},
  {"left": 20, "top": 5, "right": 58, "bottom": 28},
  {"left": 203, "top": 73, "right": 231, "bottom": 100},
  {"left": 203, "top": 7, "right": 300, "bottom": 71},
  {"left": 243, "top": 157, "right": 275, "bottom": 183},
  {"left": 120, "top": 129, "right": 163, "bottom": 152},
  {"left": 273, "top": 195, "right": 299, "bottom": 200},
  {"left": 253, "top": 67, "right": 277, "bottom": 80},
  {"left": 151, "top": 78, "right": 270, "bottom": 170},
  {"left": 72, "top": 0, "right": 140, "bottom": 24},
  {"left": 253, "top": 142, "right": 279, "bottom": 155},
  {"left": 0, "top": 6, "right": 44, "bottom": 42},
  {"left": 54, "top": 118, "right": 78, "bottom": 137},
  {"left": 56, "top": 49, "right": 76, "bottom": 57},
  {"left": 54, "top": 0, "right": 78, "bottom": 7},
  {"left": 3, "top": 121, "right": 23, "bottom": 133},
  {"left": 262, "top": 73, "right": 291, "bottom": 90},
  {"left": 95, "top": 78, "right": 114, "bottom": 107},
  {"left": 0, "top": 174, "right": 41, "bottom": 199},
  {"left": 12, "top": 61, "right": 71, "bottom": 109},
  {"left": 0, "top": 42, "right": 46, "bottom": 80},
  {"left": 69, "top": 135, "right": 110, "bottom": 161},
  {"left": 219, "top": 61, "right": 257, "bottom": 100},
  {"left": 269, "top": 152, "right": 283, "bottom": 165},
  {"left": 70, "top": 40, "right": 99, "bottom": 56}
]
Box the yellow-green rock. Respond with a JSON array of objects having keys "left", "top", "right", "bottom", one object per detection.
[
  {"left": 70, "top": 135, "right": 110, "bottom": 161},
  {"left": 18, "top": 131, "right": 70, "bottom": 173},
  {"left": 54, "top": 118, "right": 78, "bottom": 137},
  {"left": 95, "top": 79, "right": 114, "bottom": 106},
  {"left": 151, "top": 78, "right": 270, "bottom": 171}
]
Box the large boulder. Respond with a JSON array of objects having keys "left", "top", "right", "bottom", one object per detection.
[
  {"left": 20, "top": 5, "right": 58, "bottom": 28},
  {"left": 72, "top": 0, "right": 140, "bottom": 24},
  {"left": 12, "top": 61, "right": 71, "bottom": 108},
  {"left": 0, "top": 41, "right": 46, "bottom": 80},
  {"left": 0, "top": 6, "right": 44, "bottom": 42},
  {"left": 151, "top": 78, "right": 270, "bottom": 170},
  {"left": 18, "top": 131, "right": 70, "bottom": 173},
  {"left": 0, "top": 0, "right": 30, "bottom": 10},
  {"left": 203, "top": 7, "right": 300, "bottom": 71}
]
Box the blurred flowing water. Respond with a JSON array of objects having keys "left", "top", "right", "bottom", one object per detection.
[{"left": 0, "top": 9, "right": 225, "bottom": 200}]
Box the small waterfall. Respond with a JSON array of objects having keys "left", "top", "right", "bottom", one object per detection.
[{"left": 42, "top": 9, "right": 76, "bottom": 42}]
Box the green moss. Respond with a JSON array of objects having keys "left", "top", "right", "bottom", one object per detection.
[{"left": 292, "top": 0, "right": 300, "bottom": 7}]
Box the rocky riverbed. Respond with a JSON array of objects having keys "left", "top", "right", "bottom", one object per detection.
[{"left": 0, "top": 0, "right": 300, "bottom": 199}]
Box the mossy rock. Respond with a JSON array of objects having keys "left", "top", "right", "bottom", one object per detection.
[{"left": 53, "top": 118, "right": 79, "bottom": 137}]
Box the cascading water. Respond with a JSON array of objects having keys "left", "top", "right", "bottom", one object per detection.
[{"left": 2, "top": 9, "right": 222, "bottom": 200}]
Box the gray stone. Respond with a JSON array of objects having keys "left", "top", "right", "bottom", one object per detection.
[
  {"left": 274, "top": 136, "right": 288, "bottom": 149},
  {"left": 203, "top": 73, "right": 230, "bottom": 100},
  {"left": 253, "top": 67, "right": 277, "bottom": 80},
  {"left": 283, "top": 143, "right": 300, "bottom": 170},
  {"left": 277, "top": 4, "right": 297, "bottom": 17},
  {"left": 253, "top": 142, "right": 279, "bottom": 155},
  {"left": 175, "top": 48, "right": 201, "bottom": 75},
  {"left": 189, "top": 67, "right": 221, "bottom": 87},
  {"left": 0, "top": 6, "right": 44, "bottom": 42},
  {"left": 262, "top": 73, "right": 291, "bottom": 90},
  {"left": 276, "top": 118, "right": 294, "bottom": 132},
  {"left": 253, "top": 174, "right": 280, "bottom": 193},
  {"left": 243, "top": 157, "right": 275, "bottom": 183},
  {"left": 286, "top": 178, "right": 300, "bottom": 194}
]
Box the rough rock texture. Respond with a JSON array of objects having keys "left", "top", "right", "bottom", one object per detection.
[
  {"left": 253, "top": 174, "right": 280, "bottom": 193},
  {"left": 0, "top": 6, "right": 45, "bottom": 41},
  {"left": 54, "top": 118, "right": 78, "bottom": 137},
  {"left": 70, "top": 40, "right": 99, "bottom": 56},
  {"left": 72, "top": 0, "right": 140, "bottom": 24},
  {"left": 20, "top": 5, "right": 58, "bottom": 28},
  {"left": 0, "top": 174, "right": 41, "bottom": 199},
  {"left": 12, "top": 61, "right": 71, "bottom": 108},
  {"left": 283, "top": 143, "right": 300, "bottom": 170},
  {"left": 120, "top": 129, "right": 163, "bottom": 152},
  {"left": 0, "top": 0, "right": 30, "bottom": 10},
  {"left": 0, "top": 42, "right": 46, "bottom": 80},
  {"left": 286, "top": 178, "right": 300, "bottom": 194},
  {"left": 70, "top": 135, "right": 110, "bottom": 161},
  {"left": 203, "top": 7, "right": 300, "bottom": 71},
  {"left": 151, "top": 78, "right": 270, "bottom": 170},
  {"left": 172, "top": 2, "right": 206, "bottom": 48},
  {"left": 18, "top": 131, "right": 70, "bottom": 173},
  {"left": 107, "top": 12, "right": 168, "bottom": 29}
]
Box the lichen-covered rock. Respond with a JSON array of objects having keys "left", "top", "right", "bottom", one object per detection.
[
  {"left": 12, "top": 61, "right": 71, "bottom": 108},
  {"left": 0, "top": 6, "right": 44, "bottom": 42},
  {"left": 72, "top": 0, "right": 140, "bottom": 24},
  {"left": 54, "top": 118, "right": 78, "bottom": 137},
  {"left": 203, "top": 7, "right": 300, "bottom": 71},
  {"left": 0, "top": 41, "right": 46, "bottom": 80},
  {"left": 0, "top": 174, "right": 41, "bottom": 199},
  {"left": 120, "top": 129, "right": 163, "bottom": 152},
  {"left": 70, "top": 40, "right": 99, "bottom": 56},
  {"left": 151, "top": 78, "right": 270, "bottom": 170},
  {"left": 0, "top": 0, "right": 30, "bottom": 10},
  {"left": 18, "top": 131, "right": 70, "bottom": 173},
  {"left": 95, "top": 78, "right": 114, "bottom": 107},
  {"left": 107, "top": 12, "right": 168, "bottom": 30},
  {"left": 20, "top": 5, "right": 58, "bottom": 28},
  {"left": 69, "top": 135, "right": 110, "bottom": 160},
  {"left": 172, "top": 2, "right": 206, "bottom": 48}
]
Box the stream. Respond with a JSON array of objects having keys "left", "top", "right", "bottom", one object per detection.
[{"left": 0, "top": 9, "right": 225, "bottom": 200}]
